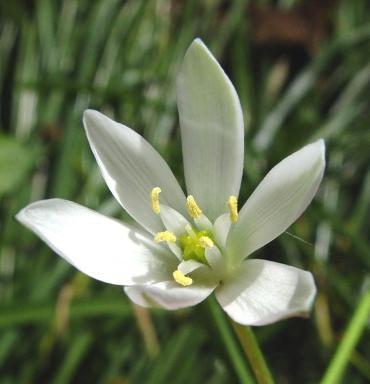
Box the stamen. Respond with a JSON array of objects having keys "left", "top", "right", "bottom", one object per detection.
[
  {"left": 186, "top": 195, "right": 202, "bottom": 218},
  {"left": 150, "top": 187, "right": 161, "bottom": 214},
  {"left": 173, "top": 270, "right": 193, "bottom": 286},
  {"left": 228, "top": 195, "right": 238, "bottom": 223},
  {"left": 199, "top": 236, "right": 214, "bottom": 248},
  {"left": 154, "top": 231, "right": 176, "bottom": 243}
]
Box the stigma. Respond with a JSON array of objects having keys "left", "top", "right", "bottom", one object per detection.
[
  {"left": 173, "top": 270, "right": 193, "bottom": 286},
  {"left": 150, "top": 187, "right": 161, "bottom": 214},
  {"left": 154, "top": 231, "right": 176, "bottom": 243},
  {"left": 227, "top": 195, "right": 238, "bottom": 223},
  {"left": 186, "top": 195, "right": 202, "bottom": 218}
]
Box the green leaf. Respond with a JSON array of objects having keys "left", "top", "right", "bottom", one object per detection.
[{"left": 0, "top": 136, "right": 36, "bottom": 195}]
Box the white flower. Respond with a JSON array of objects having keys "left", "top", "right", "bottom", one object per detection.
[{"left": 16, "top": 39, "right": 325, "bottom": 326}]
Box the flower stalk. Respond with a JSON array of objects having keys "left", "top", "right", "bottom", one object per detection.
[
  {"left": 207, "top": 297, "right": 255, "bottom": 383},
  {"left": 231, "top": 320, "right": 275, "bottom": 384}
]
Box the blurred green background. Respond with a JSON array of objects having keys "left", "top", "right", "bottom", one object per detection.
[{"left": 0, "top": 0, "right": 369, "bottom": 383}]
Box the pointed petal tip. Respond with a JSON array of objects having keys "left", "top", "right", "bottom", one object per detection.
[
  {"left": 297, "top": 139, "right": 326, "bottom": 171},
  {"left": 313, "top": 137, "right": 325, "bottom": 153},
  {"left": 191, "top": 37, "right": 205, "bottom": 48},
  {"left": 306, "top": 273, "right": 318, "bottom": 308},
  {"left": 185, "top": 38, "right": 211, "bottom": 59},
  {"left": 83, "top": 108, "right": 95, "bottom": 119},
  {"left": 310, "top": 138, "right": 326, "bottom": 167},
  {"left": 318, "top": 138, "right": 326, "bottom": 161},
  {"left": 317, "top": 137, "right": 325, "bottom": 147},
  {"left": 15, "top": 198, "right": 56, "bottom": 225},
  {"left": 15, "top": 207, "right": 31, "bottom": 226},
  {"left": 83, "top": 109, "right": 103, "bottom": 127},
  {"left": 15, "top": 208, "right": 25, "bottom": 224}
]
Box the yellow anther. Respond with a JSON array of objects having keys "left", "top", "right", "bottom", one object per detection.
[
  {"left": 173, "top": 270, "right": 193, "bottom": 286},
  {"left": 228, "top": 195, "right": 238, "bottom": 223},
  {"left": 150, "top": 187, "right": 161, "bottom": 214},
  {"left": 199, "top": 236, "right": 214, "bottom": 248},
  {"left": 154, "top": 231, "right": 176, "bottom": 243},
  {"left": 186, "top": 195, "right": 202, "bottom": 218}
]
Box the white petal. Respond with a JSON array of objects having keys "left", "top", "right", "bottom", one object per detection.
[
  {"left": 205, "top": 246, "right": 226, "bottom": 278},
  {"left": 157, "top": 205, "right": 189, "bottom": 260},
  {"left": 216, "top": 259, "right": 316, "bottom": 326},
  {"left": 177, "top": 259, "right": 205, "bottom": 275},
  {"left": 124, "top": 281, "right": 216, "bottom": 310},
  {"left": 167, "top": 242, "right": 183, "bottom": 261},
  {"left": 83, "top": 110, "right": 186, "bottom": 234},
  {"left": 16, "top": 199, "right": 177, "bottom": 285},
  {"left": 177, "top": 39, "right": 244, "bottom": 221},
  {"left": 213, "top": 213, "right": 232, "bottom": 250},
  {"left": 227, "top": 140, "right": 325, "bottom": 262},
  {"left": 159, "top": 204, "right": 190, "bottom": 236},
  {"left": 194, "top": 213, "right": 213, "bottom": 231}
]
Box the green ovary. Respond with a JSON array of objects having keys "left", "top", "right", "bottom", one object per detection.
[{"left": 179, "top": 229, "right": 213, "bottom": 264}]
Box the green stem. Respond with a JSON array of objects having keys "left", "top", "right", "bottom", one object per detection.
[
  {"left": 207, "top": 297, "right": 255, "bottom": 383},
  {"left": 321, "top": 290, "right": 370, "bottom": 384},
  {"left": 231, "top": 320, "right": 275, "bottom": 384}
]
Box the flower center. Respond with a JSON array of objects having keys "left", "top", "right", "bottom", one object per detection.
[
  {"left": 150, "top": 186, "right": 239, "bottom": 287},
  {"left": 179, "top": 226, "right": 214, "bottom": 264}
]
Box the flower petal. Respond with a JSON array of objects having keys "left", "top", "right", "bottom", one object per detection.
[
  {"left": 16, "top": 199, "right": 177, "bottom": 285},
  {"left": 124, "top": 281, "right": 216, "bottom": 310},
  {"left": 216, "top": 259, "right": 316, "bottom": 326},
  {"left": 167, "top": 242, "right": 183, "bottom": 261},
  {"left": 227, "top": 140, "right": 325, "bottom": 262},
  {"left": 205, "top": 246, "right": 226, "bottom": 279},
  {"left": 194, "top": 214, "right": 213, "bottom": 231},
  {"left": 177, "top": 39, "right": 244, "bottom": 221},
  {"left": 83, "top": 110, "right": 186, "bottom": 234},
  {"left": 213, "top": 213, "right": 232, "bottom": 251},
  {"left": 159, "top": 204, "right": 190, "bottom": 236},
  {"left": 177, "top": 259, "right": 205, "bottom": 275}
]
